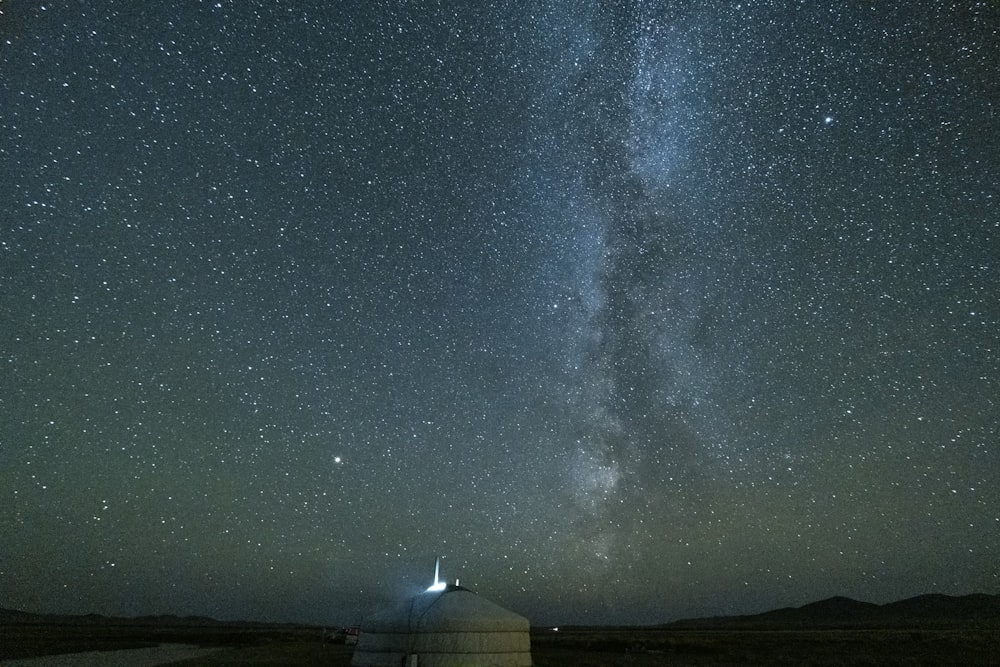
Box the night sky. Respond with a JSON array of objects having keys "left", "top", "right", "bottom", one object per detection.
[{"left": 2, "top": 1, "right": 998, "bottom": 627}]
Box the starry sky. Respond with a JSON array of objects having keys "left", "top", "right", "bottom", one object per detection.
[{"left": 2, "top": 1, "right": 998, "bottom": 627}]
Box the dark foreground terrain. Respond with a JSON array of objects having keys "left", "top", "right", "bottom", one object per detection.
[
  {"left": 528, "top": 626, "right": 1000, "bottom": 666},
  {"left": 3, "top": 623, "right": 999, "bottom": 666},
  {"left": 0, "top": 621, "right": 326, "bottom": 663},
  {"left": 4, "top": 595, "right": 999, "bottom": 666}
]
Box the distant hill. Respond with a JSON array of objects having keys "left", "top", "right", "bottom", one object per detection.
[
  {"left": 666, "top": 593, "right": 1000, "bottom": 629},
  {"left": 883, "top": 593, "right": 1000, "bottom": 623},
  {"left": 5, "top": 593, "right": 999, "bottom": 630},
  {"left": 0, "top": 607, "right": 306, "bottom": 628},
  {"left": 0, "top": 608, "right": 40, "bottom": 624}
]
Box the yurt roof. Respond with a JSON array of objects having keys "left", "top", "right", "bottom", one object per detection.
[{"left": 362, "top": 585, "right": 529, "bottom": 633}]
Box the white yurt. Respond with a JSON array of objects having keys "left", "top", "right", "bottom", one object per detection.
[{"left": 351, "top": 583, "right": 532, "bottom": 667}]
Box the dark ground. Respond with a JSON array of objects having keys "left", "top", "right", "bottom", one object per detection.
[{"left": 3, "top": 623, "right": 1000, "bottom": 666}]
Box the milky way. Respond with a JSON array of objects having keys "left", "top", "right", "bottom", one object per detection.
[{"left": 2, "top": 1, "right": 998, "bottom": 625}]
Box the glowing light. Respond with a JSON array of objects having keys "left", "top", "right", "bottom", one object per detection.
[
  {"left": 334, "top": 456, "right": 342, "bottom": 464},
  {"left": 426, "top": 555, "right": 445, "bottom": 591}
]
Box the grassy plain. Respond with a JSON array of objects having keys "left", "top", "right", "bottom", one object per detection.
[{"left": 4, "top": 623, "right": 999, "bottom": 666}]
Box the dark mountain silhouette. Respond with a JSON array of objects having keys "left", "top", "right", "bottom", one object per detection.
[
  {"left": 749, "top": 595, "right": 882, "bottom": 625},
  {"left": 666, "top": 593, "right": 1000, "bottom": 629},
  {"left": 882, "top": 593, "right": 1000, "bottom": 622},
  {"left": 0, "top": 607, "right": 293, "bottom": 628},
  {"left": 4, "top": 593, "right": 998, "bottom": 630},
  {"left": 0, "top": 608, "right": 39, "bottom": 624}
]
